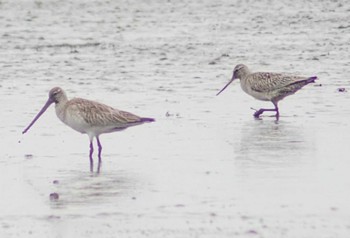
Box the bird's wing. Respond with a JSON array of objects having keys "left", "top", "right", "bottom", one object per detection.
[
  {"left": 67, "top": 98, "right": 142, "bottom": 127},
  {"left": 249, "top": 72, "right": 307, "bottom": 93}
]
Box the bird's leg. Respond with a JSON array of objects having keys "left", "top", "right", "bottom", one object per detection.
[
  {"left": 89, "top": 140, "right": 94, "bottom": 173},
  {"left": 97, "top": 136, "right": 102, "bottom": 161},
  {"left": 96, "top": 136, "right": 102, "bottom": 173},
  {"left": 273, "top": 101, "right": 280, "bottom": 120}
]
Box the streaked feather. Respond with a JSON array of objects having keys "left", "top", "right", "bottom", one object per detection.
[
  {"left": 248, "top": 72, "right": 309, "bottom": 93},
  {"left": 63, "top": 98, "right": 142, "bottom": 127}
]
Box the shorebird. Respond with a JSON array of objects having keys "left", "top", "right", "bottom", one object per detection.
[
  {"left": 22, "top": 87, "right": 155, "bottom": 172},
  {"left": 217, "top": 64, "right": 318, "bottom": 119}
]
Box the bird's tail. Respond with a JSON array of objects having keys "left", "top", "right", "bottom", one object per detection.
[
  {"left": 140, "top": 117, "right": 155, "bottom": 123},
  {"left": 306, "top": 76, "right": 318, "bottom": 83}
]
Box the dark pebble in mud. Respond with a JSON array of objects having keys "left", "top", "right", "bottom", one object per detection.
[
  {"left": 49, "top": 193, "right": 59, "bottom": 201},
  {"left": 330, "top": 207, "right": 338, "bottom": 211},
  {"left": 52, "top": 180, "right": 59, "bottom": 184},
  {"left": 337, "top": 88, "right": 347, "bottom": 92},
  {"left": 47, "top": 215, "right": 61, "bottom": 220},
  {"left": 24, "top": 154, "right": 33, "bottom": 159},
  {"left": 246, "top": 229, "right": 258, "bottom": 235},
  {"left": 166, "top": 111, "right": 180, "bottom": 117}
]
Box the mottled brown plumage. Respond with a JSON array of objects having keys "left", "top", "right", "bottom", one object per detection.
[
  {"left": 217, "top": 64, "right": 318, "bottom": 118},
  {"left": 61, "top": 98, "right": 144, "bottom": 129},
  {"left": 23, "top": 87, "right": 155, "bottom": 172}
]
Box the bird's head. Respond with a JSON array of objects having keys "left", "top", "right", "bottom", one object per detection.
[{"left": 216, "top": 64, "right": 250, "bottom": 96}]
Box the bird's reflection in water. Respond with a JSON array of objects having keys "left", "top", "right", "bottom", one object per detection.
[
  {"left": 235, "top": 119, "right": 316, "bottom": 176},
  {"left": 49, "top": 170, "right": 135, "bottom": 210}
]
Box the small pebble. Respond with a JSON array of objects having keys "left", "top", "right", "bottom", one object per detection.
[
  {"left": 330, "top": 207, "right": 338, "bottom": 211},
  {"left": 246, "top": 229, "right": 258, "bottom": 235},
  {"left": 52, "top": 180, "right": 59, "bottom": 184},
  {"left": 49, "top": 193, "right": 59, "bottom": 201},
  {"left": 24, "top": 154, "right": 33, "bottom": 159},
  {"left": 47, "top": 215, "right": 61, "bottom": 220}
]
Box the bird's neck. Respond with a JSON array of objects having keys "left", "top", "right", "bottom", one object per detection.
[
  {"left": 239, "top": 70, "right": 252, "bottom": 93},
  {"left": 240, "top": 78, "right": 250, "bottom": 94},
  {"left": 55, "top": 97, "right": 68, "bottom": 122}
]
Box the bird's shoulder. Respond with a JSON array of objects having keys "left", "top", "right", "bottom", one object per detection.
[{"left": 67, "top": 98, "right": 114, "bottom": 113}]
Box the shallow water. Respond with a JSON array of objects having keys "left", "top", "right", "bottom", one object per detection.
[{"left": 1, "top": 0, "right": 350, "bottom": 237}]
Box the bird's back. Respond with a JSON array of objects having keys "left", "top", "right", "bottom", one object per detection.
[
  {"left": 247, "top": 72, "right": 305, "bottom": 92},
  {"left": 241, "top": 72, "right": 317, "bottom": 101},
  {"left": 58, "top": 98, "right": 151, "bottom": 135}
]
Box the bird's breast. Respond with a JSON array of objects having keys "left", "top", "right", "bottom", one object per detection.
[
  {"left": 55, "top": 104, "right": 88, "bottom": 134},
  {"left": 240, "top": 79, "right": 272, "bottom": 101}
]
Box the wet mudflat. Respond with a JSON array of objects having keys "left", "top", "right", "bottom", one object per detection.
[{"left": 1, "top": 0, "right": 350, "bottom": 237}]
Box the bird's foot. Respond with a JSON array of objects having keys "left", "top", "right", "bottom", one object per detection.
[
  {"left": 251, "top": 108, "right": 279, "bottom": 119},
  {"left": 252, "top": 109, "right": 264, "bottom": 118}
]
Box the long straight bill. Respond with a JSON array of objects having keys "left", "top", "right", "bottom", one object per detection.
[
  {"left": 216, "top": 76, "right": 236, "bottom": 96},
  {"left": 22, "top": 98, "right": 54, "bottom": 134}
]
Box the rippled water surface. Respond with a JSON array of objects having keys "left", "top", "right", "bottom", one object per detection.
[{"left": 1, "top": 0, "right": 350, "bottom": 237}]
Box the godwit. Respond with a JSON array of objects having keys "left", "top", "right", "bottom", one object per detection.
[
  {"left": 22, "top": 87, "right": 155, "bottom": 172},
  {"left": 217, "top": 64, "right": 318, "bottom": 119}
]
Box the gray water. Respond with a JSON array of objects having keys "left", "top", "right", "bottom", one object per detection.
[{"left": 1, "top": 0, "right": 350, "bottom": 237}]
